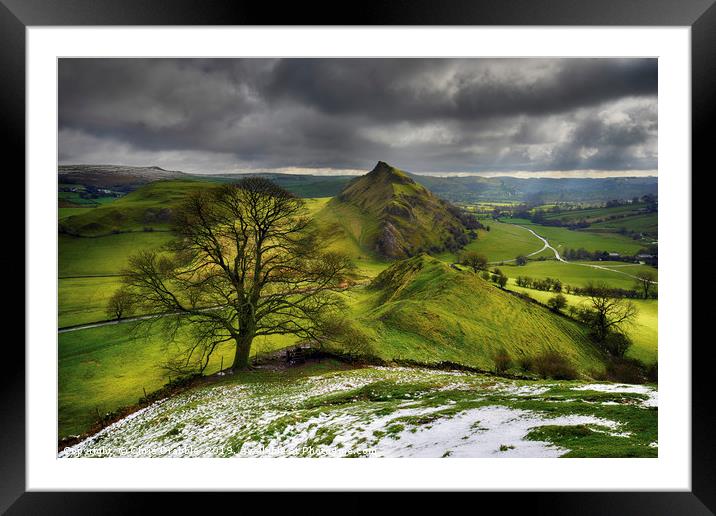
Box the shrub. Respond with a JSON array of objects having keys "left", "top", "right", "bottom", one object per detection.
[
  {"left": 547, "top": 293, "right": 567, "bottom": 312},
  {"left": 518, "top": 356, "right": 533, "bottom": 372},
  {"left": 460, "top": 251, "right": 488, "bottom": 272},
  {"left": 604, "top": 358, "right": 646, "bottom": 384},
  {"left": 497, "top": 274, "right": 508, "bottom": 288},
  {"left": 494, "top": 349, "right": 512, "bottom": 374},
  {"left": 600, "top": 331, "right": 633, "bottom": 358},
  {"left": 321, "top": 318, "right": 374, "bottom": 362},
  {"left": 532, "top": 351, "right": 578, "bottom": 380}
]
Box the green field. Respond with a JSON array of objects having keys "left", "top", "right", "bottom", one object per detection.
[
  {"left": 59, "top": 207, "right": 95, "bottom": 219},
  {"left": 59, "top": 232, "right": 172, "bottom": 277},
  {"left": 437, "top": 220, "right": 544, "bottom": 263},
  {"left": 541, "top": 204, "right": 645, "bottom": 223},
  {"left": 502, "top": 260, "right": 658, "bottom": 291},
  {"left": 589, "top": 213, "right": 658, "bottom": 238},
  {"left": 59, "top": 276, "right": 124, "bottom": 327},
  {"left": 59, "top": 180, "right": 213, "bottom": 236},
  {"left": 57, "top": 197, "right": 378, "bottom": 328},
  {"left": 518, "top": 202, "right": 657, "bottom": 240},
  {"left": 503, "top": 220, "right": 647, "bottom": 255},
  {"left": 59, "top": 232, "right": 175, "bottom": 327},
  {"left": 59, "top": 322, "right": 298, "bottom": 438},
  {"left": 59, "top": 191, "right": 121, "bottom": 206}
]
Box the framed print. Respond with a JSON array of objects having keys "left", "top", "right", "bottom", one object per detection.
[{"left": 4, "top": 0, "right": 713, "bottom": 512}]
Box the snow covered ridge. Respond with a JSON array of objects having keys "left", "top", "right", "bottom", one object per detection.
[{"left": 59, "top": 367, "right": 658, "bottom": 458}]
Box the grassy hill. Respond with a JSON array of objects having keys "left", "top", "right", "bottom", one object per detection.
[
  {"left": 198, "top": 173, "right": 353, "bottom": 198},
  {"left": 322, "top": 162, "right": 474, "bottom": 259},
  {"left": 58, "top": 179, "right": 214, "bottom": 236},
  {"left": 329, "top": 255, "right": 607, "bottom": 376}
]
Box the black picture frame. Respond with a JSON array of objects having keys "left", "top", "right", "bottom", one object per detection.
[{"left": 3, "top": 0, "right": 711, "bottom": 512}]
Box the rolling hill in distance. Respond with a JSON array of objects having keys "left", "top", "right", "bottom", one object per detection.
[
  {"left": 58, "top": 179, "right": 213, "bottom": 236},
  {"left": 58, "top": 163, "right": 658, "bottom": 203},
  {"left": 59, "top": 164, "right": 189, "bottom": 191}
]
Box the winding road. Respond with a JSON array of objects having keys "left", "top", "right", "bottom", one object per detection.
[
  {"left": 59, "top": 312, "right": 165, "bottom": 334},
  {"left": 505, "top": 224, "right": 658, "bottom": 285}
]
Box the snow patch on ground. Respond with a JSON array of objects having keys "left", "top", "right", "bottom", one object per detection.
[
  {"left": 571, "top": 383, "right": 658, "bottom": 408},
  {"left": 363, "top": 406, "right": 619, "bottom": 458},
  {"left": 59, "top": 367, "right": 654, "bottom": 458}
]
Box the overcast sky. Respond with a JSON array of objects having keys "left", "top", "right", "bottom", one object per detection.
[{"left": 58, "top": 58, "right": 657, "bottom": 177}]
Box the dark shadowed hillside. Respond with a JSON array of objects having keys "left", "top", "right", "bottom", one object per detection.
[{"left": 59, "top": 164, "right": 189, "bottom": 191}]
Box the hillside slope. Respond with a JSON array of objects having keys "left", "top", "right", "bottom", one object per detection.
[
  {"left": 321, "top": 162, "right": 476, "bottom": 259},
  {"left": 59, "top": 179, "right": 214, "bottom": 236},
  {"left": 332, "top": 255, "right": 607, "bottom": 376}
]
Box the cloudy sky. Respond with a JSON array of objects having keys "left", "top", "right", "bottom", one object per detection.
[{"left": 58, "top": 58, "right": 657, "bottom": 177}]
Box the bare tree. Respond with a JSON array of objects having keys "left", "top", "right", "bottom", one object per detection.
[
  {"left": 106, "top": 288, "right": 135, "bottom": 321},
  {"left": 121, "top": 178, "right": 353, "bottom": 372},
  {"left": 633, "top": 271, "right": 657, "bottom": 299},
  {"left": 584, "top": 282, "right": 638, "bottom": 342}
]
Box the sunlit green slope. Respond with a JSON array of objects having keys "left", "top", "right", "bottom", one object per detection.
[{"left": 331, "top": 255, "right": 608, "bottom": 376}]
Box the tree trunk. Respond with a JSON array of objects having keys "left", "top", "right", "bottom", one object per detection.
[
  {"left": 596, "top": 313, "right": 608, "bottom": 342},
  {"left": 231, "top": 331, "right": 254, "bottom": 371}
]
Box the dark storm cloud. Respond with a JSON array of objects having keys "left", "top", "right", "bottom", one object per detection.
[
  {"left": 266, "top": 58, "right": 656, "bottom": 120},
  {"left": 58, "top": 58, "right": 657, "bottom": 174}
]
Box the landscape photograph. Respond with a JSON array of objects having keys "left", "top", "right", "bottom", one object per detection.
[{"left": 57, "top": 57, "right": 658, "bottom": 458}]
